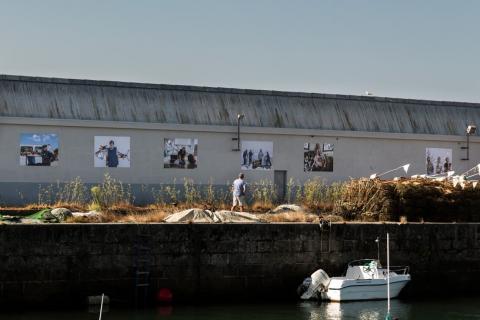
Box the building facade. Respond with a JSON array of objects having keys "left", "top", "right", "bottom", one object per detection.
[{"left": 0, "top": 75, "right": 479, "bottom": 205}]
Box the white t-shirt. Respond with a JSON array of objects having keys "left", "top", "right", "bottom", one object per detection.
[{"left": 232, "top": 178, "right": 246, "bottom": 196}]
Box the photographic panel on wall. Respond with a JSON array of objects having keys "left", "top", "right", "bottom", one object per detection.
[
  {"left": 426, "top": 148, "right": 452, "bottom": 175},
  {"left": 94, "top": 136, "right": 131, "bottom": 168},
  {"left": 304, "top": 142, "right": 334, "bottom": 172},
  {"left": 19, "top": 133, "right": 59, "bottom": 166},
  {"left": 240, "top": 141, "right": 273, "bottom": 170},
  {"left": 164, "top": 138, "right": 198, "bottom": 169}
]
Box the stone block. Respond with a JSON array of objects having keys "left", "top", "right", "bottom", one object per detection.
[
  {"left": 272, "top": 240, "right": 292, "bottom": 252},
  {"left": 256, "top": 240, "right": 272, "bottom": 253},
  {"left": 209, "top": 253, "right": 230, "bottom": 266}
]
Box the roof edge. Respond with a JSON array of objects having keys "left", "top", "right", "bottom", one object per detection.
[{"left": 0, "top": 74, "right": 479, "bottom": 108}]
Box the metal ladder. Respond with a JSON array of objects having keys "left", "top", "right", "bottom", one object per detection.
[
  {"left": 134, "top": 227, "right": 151, "bottom": 307},
  {"left": 319, "top": 219, "right": 331, "bottom": 253}
]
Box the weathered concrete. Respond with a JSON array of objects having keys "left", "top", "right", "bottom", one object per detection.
[{"left": 0, "top": 223, "right": 479, "bottom": 306}]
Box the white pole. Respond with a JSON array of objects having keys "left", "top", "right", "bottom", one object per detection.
[
  {"left": 371, "top": 164, "right": 410, "bottom": 179},
  {"left": 387, "top": 233, "right": 390, "bottom": 314},
  {"left": 99, "top": 293, "right": 104, "bottom": 320},
  {"left": 466, "top": 172, "right": 480, "bottom": 179},
  {"left": 460, "top": 164, "right": 480, "bottom": 177}
]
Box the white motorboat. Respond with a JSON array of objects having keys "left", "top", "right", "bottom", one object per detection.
[{"left": 298, "top": 259, "right": 410, "bottom": 302}]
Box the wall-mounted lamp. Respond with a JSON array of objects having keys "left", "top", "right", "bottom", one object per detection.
[
  {"left": 467, "top": 125, "right": 477, "bottom": 135},
  {"left": 232, "top": 114, "right": 245, "bottom": 151},
  {"left": 461, "top": 124, "right": 476, "bottom": 160}
]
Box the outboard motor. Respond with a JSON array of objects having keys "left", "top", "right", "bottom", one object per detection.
[
  {"left": 297, "top": 277, "right": 312, "bottom": 297},
  {"left": 298, "top": 269, "right": 330, "bottom": 300}
]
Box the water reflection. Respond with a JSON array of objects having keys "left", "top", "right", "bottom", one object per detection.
[
  {"left": 299, "top": 300, "right": 411, "bottom": 320},
  {"left": 3, "top": 297, "right": 480, "bottom": 320}
]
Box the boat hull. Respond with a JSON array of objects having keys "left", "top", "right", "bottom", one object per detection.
[{"left": 321, "top": 275, "right": 410, "bottom": 302}]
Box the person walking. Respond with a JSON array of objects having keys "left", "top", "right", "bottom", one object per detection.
[{"left": 231, "top": 173, "right": 247, "bottom": 212}]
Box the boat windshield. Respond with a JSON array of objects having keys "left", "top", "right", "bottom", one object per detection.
[{"left": 347, "top": 259, "right": 381, "bottom": 268}]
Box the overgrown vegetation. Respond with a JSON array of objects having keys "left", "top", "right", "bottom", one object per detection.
[
  {"left": 333, "top": 178, "right": 480, "bottom": 222},
  {"left": 251, "top": 179, "right": 277, "bottom": 210},
  {"left": 9, "top": 176, "right": 479, "bottom": 223},
  {"left": 37, "top": 173, "right": 133, "bottom": 212},
  {"left": 37, "top": 177, "right": 87, "bottom": 211},
  {"left": 35, "top": 175, "right": 347, "bottom": 213}
]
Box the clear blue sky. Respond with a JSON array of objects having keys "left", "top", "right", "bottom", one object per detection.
[
  {"left": 1, "top": 0, "right": 479, "bottom": 102},
  {"left": 20, "top": 133, "right": 58, "bottom": 148}
]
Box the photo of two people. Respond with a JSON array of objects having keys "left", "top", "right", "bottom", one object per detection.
[
  {"left": 19, "top": 133, "right": 59, "bottom": 166},
  {"left": 164, "top": 138, "right": 198, "bottom": 169}
]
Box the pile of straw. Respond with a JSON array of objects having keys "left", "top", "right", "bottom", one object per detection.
[{"left": 333, "top": 178, "right": 480, "bottom": 222}]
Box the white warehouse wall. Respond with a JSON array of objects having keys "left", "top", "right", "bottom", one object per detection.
[{"left": 0, "top": 117, "right": 478, "bottom": 204}]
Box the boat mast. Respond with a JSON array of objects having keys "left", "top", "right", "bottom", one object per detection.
[
  {"left": 386, "top": 232, "right": 391, "bottom": 320},
  {"left": 99, "top": 293, "right": 104, "bottom": 320}
]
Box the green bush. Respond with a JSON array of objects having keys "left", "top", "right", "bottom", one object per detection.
[{"left": 89, "top": 173, "right": 133, "bottom": 209}]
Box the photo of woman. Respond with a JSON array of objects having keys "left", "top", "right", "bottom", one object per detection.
[
  {"left": 94, "top": 136, "right": 130, "bottom": 168},
  {"left": 304, "top": 142, "right": 334, "bottom": 172}
]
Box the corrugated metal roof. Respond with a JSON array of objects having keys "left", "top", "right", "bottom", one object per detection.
[{"left": 0, "top": 74, "right": 479, "bottom": 135}]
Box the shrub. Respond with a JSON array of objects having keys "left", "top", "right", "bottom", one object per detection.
[
  {"left": 184, "top": 178, "right": 200, "bottom": 205},
  {"left": 163, "top": 178, "right": 179, "bottom": 204},
  {"left": 291, "top": 178, "right": 345, "bottom": 212},
  {"left": 38, "top": 177, "right": 87, "bottom": 208},
  {"left": 89, "top": 173, "right": 133, "bottom": 209},
  {"left": 286, "top": 178, "right": 296, "bottom": 204},
  {"left": 251, "top": 179, "right": 276, "bottom": 208},
  {"left": 204, "top": 179, "right": 215, "bottom": 204}
]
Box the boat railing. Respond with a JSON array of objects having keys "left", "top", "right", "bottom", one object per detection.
[{"left": 388, "top": 265, "right": 409, "bottom": 275}]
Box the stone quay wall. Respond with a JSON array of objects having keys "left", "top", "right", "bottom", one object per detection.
[{"left": 0, "top": 223, "right": 479, "bottom": 306}]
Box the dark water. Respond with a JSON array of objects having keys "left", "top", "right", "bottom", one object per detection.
[{"left": 4, "top": 298, "right": 480, "bottom": 320}]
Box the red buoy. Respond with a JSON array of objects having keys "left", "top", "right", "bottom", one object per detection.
[{"left": 156, "top": 288, "right": 173, "bottom": 304}]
